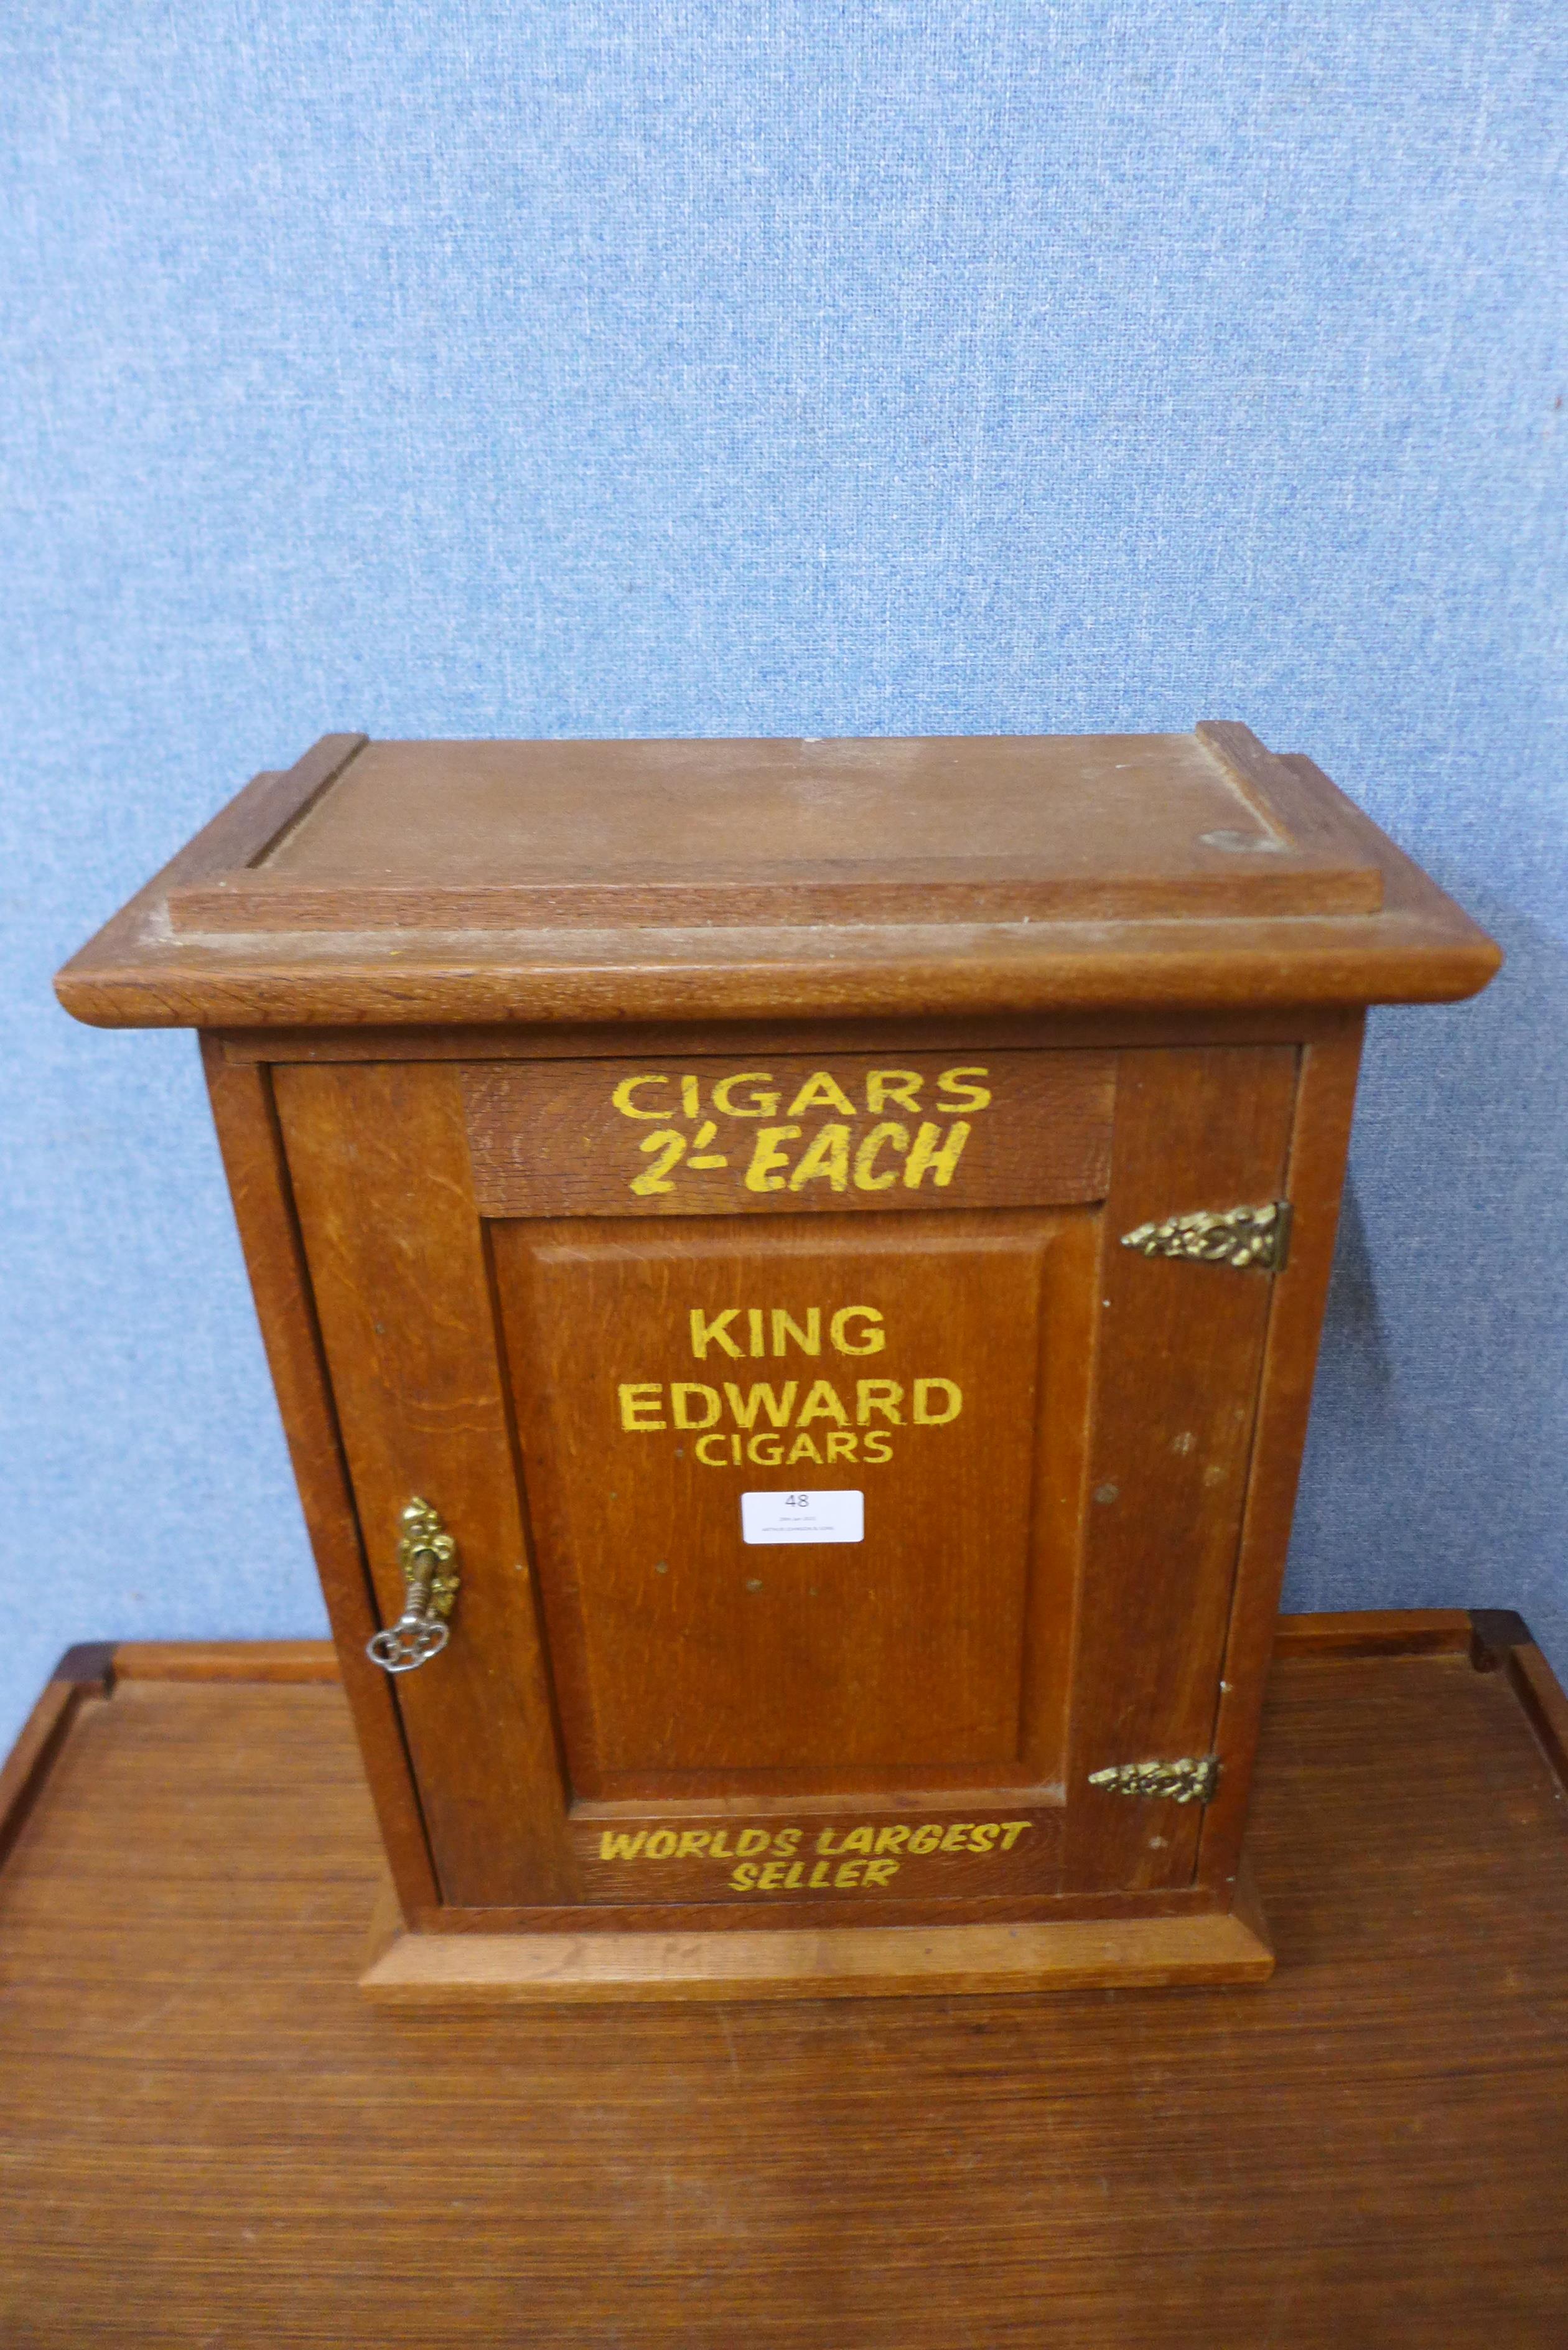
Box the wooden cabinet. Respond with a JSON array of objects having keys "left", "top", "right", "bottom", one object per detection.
[{"left": 57, "top": 724, "right": 1500, "bottom": 1995}]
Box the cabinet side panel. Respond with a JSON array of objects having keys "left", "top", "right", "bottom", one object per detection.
[
  {"left": 273, "top": 1061, "right": 576, "bottom": 1908},
  {"left": 1197, "top": 1015, "right": 1366, "bottom": 1893},
  {"left": 1064, "top": 1046, "right": 1297, "bottom": 1893},
  {"left": 198, "top": 1041, "right": 439, "bottom": 1916}
]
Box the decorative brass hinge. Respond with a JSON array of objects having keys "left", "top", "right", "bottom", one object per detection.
[
  {"left": 1120, "top": 1201, "right": 1291, "bottom": 1273},
  {"left": 1088, "top": 1756, "right": 1220, "bottom": 1804}
]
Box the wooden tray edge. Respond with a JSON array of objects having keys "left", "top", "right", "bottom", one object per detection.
[
  {"left": 92, "top": 1611, "right": 1493, "bottom": 1683},
  {"left": 6, "top": 1613, "right": 1562, "bottom": 1912},
  {"left": 0, "top": 1644, "right": 116, "bottom": 1878}
]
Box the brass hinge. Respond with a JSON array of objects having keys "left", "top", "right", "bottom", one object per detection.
[
  {"left": 1088, "top": 1756, "right": 1220, "bottom": 1804},
  {"left": 1120, "top": 1201, "right": 1291, "bottom": 1273}
]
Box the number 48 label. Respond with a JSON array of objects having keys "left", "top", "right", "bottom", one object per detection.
[{"left": 740, "top": 1491, "right": 864, "bottom": 1545}]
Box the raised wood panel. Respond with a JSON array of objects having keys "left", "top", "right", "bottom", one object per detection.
[
  {"left": 164, "top": 729, "right": 1382, "bottom": 934},
  {"left": 464, "top": 1049, "right": 1113, "bottom": 1219},
  {"left": 490, "top": 1210, "right": 1090, "bottom": 1813}
]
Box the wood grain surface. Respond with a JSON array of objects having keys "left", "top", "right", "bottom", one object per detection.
[
  {"left": 273, "top": 1060, "right": 576, "bottom": 1909},
  {"left": 462, "top": 1049, "right": 1114, "bottom": 1219},
  {"left": 1196, "top": 1014, "right": 1365, "bottom": 1898},
  {"left": 205, "top": 1002, "right": 1464, "bottom": 1061},
  {"left": 271, "top": 1042, "right": 1299, "bottom": 1931},
  {"left": 53, "top": 728, "right": 1503, "bottom": 1029},
  {"left": 1, "top": 1629, "right": 1564, "bottom": 2345},
  {"left": 200, "top": 1042, "right": 441, "bottom": 1916},
  {"left": 492, "top": 1209, "right": 1084, "bottom": 1810},
  {"left": 1063, "top": 1045, "right": 1295, "bottom": 1894},
  {"left": 360, "top": 1866, "right": 1274, "bottom": 2001},
  {"left": 162, "top": 728, "right": 1382, "bottom": 930}
]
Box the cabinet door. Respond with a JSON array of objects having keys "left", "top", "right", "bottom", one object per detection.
[{"left": 276, "top": 1043, "right": 1295, "bottom": 1922}]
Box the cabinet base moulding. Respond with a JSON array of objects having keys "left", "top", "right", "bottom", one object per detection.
[{"left": 358, "top": 1869, "right": 1274, "bottom": 2003}]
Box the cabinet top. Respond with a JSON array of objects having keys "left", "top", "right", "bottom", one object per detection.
[{"left": 55, "top": 724, "right": 1500, "bottom": 1029}]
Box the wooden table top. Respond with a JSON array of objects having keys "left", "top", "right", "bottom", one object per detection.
[{"left": 1, "top": 1611, "right": 1565, "bottom": 2347}]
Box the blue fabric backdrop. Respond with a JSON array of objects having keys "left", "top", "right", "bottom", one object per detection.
[{"left": 2, "top": 2, "right": 1564, "bottom": 1751}]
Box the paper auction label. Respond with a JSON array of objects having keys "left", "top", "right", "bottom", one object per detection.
[{"left": 740, "top": 1490, "right": 864, "bottom": 1545}]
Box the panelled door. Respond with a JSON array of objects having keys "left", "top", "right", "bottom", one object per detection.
[{"left": 275, "top": 1042, "right": 1297, "bottom": 1923}]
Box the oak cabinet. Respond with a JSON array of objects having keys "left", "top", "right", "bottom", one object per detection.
[{"left": 58, "top": 725, "right": 1500, "bottom": 1995}]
